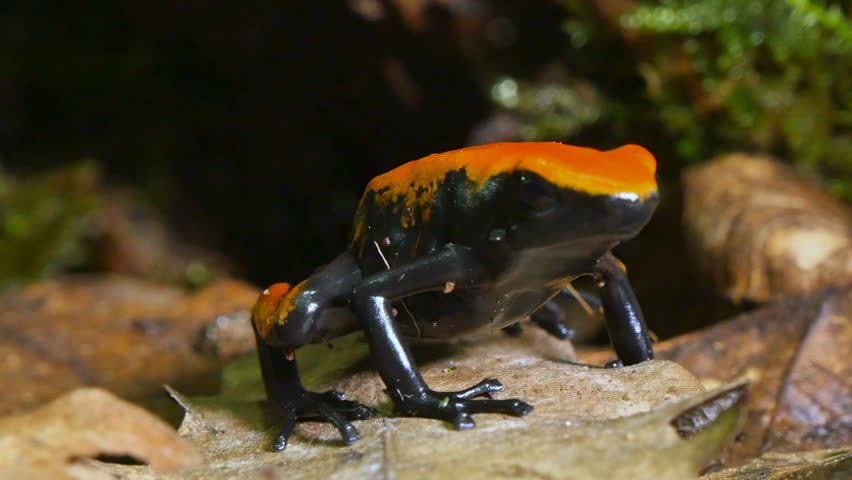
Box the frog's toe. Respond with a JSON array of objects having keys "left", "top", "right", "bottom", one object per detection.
[
  {"left": 350, "top": 404, "right": 377, "bottom": 420},
  {"left": 271, "top": 409, "right": 298, "bottom": 452},
  {"left": 605, "top": 359, "right": 624, "bottom": 369},
  {"left": 452, "top": 411, "right": 476, "bottom": 429},
  {"left": 539, "top": 321, "right": 575, "bottom": 340},
  {"left": 512, "top": 400, "right": 534, "bottom": 416},
  {"left": 310, "top": 391, "right": 375, "bottom": 419},
  {"left": 317, "top": 402, "right": 362, "bottom": 445},
  {"left": 395, "top": 383, "right": 533, "bottom": 430},
  {"left": 466, "top": 398, "right": 533, "bottom": 416},
  {"left": 319, "top": 389, "right": 347, "bottom": 401},
  {"left": 272, "top": 435, "right": 288, "bottom": 452},
  {"left": 269, "top": 390, "right": 375, "bottom": 450},
  {"left": 336, "top": 400, "right": 377, "bottom": 420},
  {"left": 444, "top": 398, "right": 531, "bottom": 430},
  {"left": 453, "top": 378, "right": 503, "bottom": 399}
]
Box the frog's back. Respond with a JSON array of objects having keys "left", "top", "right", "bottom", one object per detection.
[
  {"left": 361, "top": 142, "right": 655, "bottom": 202},
  {"left": 346, "top": 142, "right": 658, "bottom": 338},
  {"left": 348, "top": 155, "right": 490, "bottom": 275},
  {"left": 348, "top": 142, "right": 657, "bottom": 274}
]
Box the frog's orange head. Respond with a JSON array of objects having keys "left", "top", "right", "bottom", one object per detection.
[
  {"left": 252, "top": 283, "right": 291, "bottom": 339},
  {"left": 481, "top": 142, "right": 660, "bottom": 251}
]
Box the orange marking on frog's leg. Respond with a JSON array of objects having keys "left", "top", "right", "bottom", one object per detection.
[
  {"left": 252, "top": 283, "right": 292, "bottom": 340},
  {"left": 611, "top": 256, "right": 628, "bottom": 272},
  {"left": 277, "top": 279, "right": 307, "bottom": 324}
]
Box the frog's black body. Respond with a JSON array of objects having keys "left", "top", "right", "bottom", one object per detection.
[
  {"left": 352, "top": 170, "right": 648, "bottom": 341},
  {"left": 253, "top": 142, "right": 659, "bottom": 451}
]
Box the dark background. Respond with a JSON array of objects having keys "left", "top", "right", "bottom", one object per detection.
[
  {"left": 1, "top": 1, "right": 586, "bottom": 284},
  {"left": 4, "top": 1, "right": 848, "bottom": 337}
]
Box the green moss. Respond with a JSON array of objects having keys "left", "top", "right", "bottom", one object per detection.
[
  {"left": 625, "top": 0, "right": 851, "bottom": 190},
  {"left": 491, "top": 76, "right": 604, "bottom": 141},
  {"left": 0, "top": 163, "right": 101, "bottom": 292},
  {"left": 502, "top": 0, "right": 852, "bottom": 198}
]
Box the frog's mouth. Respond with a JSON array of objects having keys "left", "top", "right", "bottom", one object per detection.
[
  {"left": 606, "top": 190, "right": 660, "bottom": 236},
  {"left": 504, "top": 188, "right": 659, "bottom": 252}
]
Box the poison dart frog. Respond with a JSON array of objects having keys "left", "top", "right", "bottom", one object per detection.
[{"left": 252, "top": 142, "right": 659, "bottom": 451}]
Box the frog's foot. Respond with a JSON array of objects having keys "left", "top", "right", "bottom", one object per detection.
[
  {"left": 271, "top": 389, "right": 376, "bottom": 451},
  {"left": 532, "top": 316, "right": 576, "bottom": 340},
  {"left": 394, "top": 378, "right": 533, "bottom": 429},
  {"left": 502, "top": 319, "right": 574, "bottom": 340},
  {"left": 502, "top": 323, "right": 524, "bottom": 337},
  {"left": 604, "top": 359, "right": 624, "bottom": 369}
]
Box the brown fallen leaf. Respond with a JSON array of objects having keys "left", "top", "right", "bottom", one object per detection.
[
  {"left": 701, "top": 448, "right": 852, "bottom": 479},
  {"left": 0, "top": 275, "right": 257, "bottom": 415},
  {"left": 578, "top": 285, "right": 852, "bottom": 468},
  {"left": 682, "top": 153, "right": 852, "bottom": 303},
  {"left": 0, "top": 387, "right": 202, "bottom": 480},
  {"left": 91, "top": 328, "right": 742, "bottom": 479}
]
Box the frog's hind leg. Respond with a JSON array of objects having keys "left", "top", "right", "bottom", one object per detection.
[
  {"left": 503, "top": 299, "right": 577, "bottom": 340},
  {"left": 253, "top": 253, "right": 374, "bottom": 451},
  {"left": 503, "top": 288, "right": 592, "bottom": 340}
]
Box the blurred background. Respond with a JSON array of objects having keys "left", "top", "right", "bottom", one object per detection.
[{"left": 1, "top": 0, "right": 850, "bottom": 338}]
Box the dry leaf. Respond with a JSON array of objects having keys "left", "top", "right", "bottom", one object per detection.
[
  {"left": 701, "top": 448, "right": 852, "bottom": 479},
  {"left": 682, "top": 153, "right": 852, "bottom": 302},
  {"left": 0, "top": 387, "right": 202, "bottom": 480},
  {"left": 0, "top": 275, "right": 258, "bottom": 414},
  {"left": 91, "top": 328, "right": 741, "bottom": 479},
  {"left": 579, "top": 285, "right": 852, "bottom": 468}
]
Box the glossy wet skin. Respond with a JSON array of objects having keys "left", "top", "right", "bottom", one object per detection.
[
  {"left": 349, "top": 168, "right": 659, "bottom": 340},
  {"left": 252, "top": 142, "right": 660, "bottom": 451}
]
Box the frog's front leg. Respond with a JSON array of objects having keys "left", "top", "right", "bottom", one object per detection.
[
  {"left": 352, "top": 244, "right": 533, "bottom": 429},
  {"left": 253, "top": 253, "right": 374, "bottom": 451},
  {"left": 594, "top": 251, "right": 654, "bottom": 366},
  {"left": 255, "top": 333, "right": 374, "bottom": 451}
]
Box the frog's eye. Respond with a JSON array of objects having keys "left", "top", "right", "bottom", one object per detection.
[{"left": 520, "top": 174, "right": 559, "bottom": 214}]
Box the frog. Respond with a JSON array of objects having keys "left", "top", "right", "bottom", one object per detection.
[{"left": 252, "top": 141, "right": 659, "bottom": 451}]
